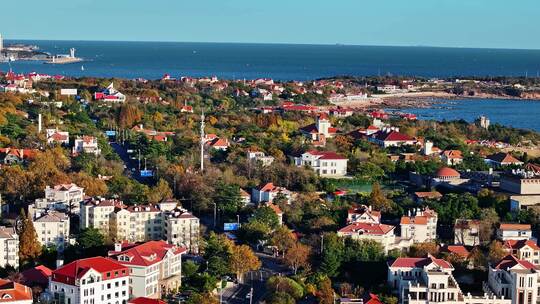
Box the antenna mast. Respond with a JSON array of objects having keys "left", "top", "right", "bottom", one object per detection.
[{"left": 200, "top": 111, "right": 205, "bottom": 172}]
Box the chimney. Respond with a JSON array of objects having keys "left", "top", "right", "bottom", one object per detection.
[
  {"left": 114, "top": 243, "right": 122, "bottom": 252},
  {"left": 56, "top": 259, "right": 64, "bottom": 268}
]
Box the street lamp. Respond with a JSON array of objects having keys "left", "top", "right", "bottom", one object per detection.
[{"left": 211, "top": 202, "right": 217, "bottom": 228}]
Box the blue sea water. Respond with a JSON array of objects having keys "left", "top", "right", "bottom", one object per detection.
[
  {"left": 2, "top": 40, "right": 540, "bottom": 80},
  {"left": 2, "top": 40, "right": 540, "bottom": 131},
  {"left": 390, "top": 98, "right": 540, "bottom": 132}
]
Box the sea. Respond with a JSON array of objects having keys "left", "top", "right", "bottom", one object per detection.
[
  {"left": 388, "top": 98, "right": 540, "bottom": 132},
  {"left": 2, "top": 40, "right": 540, "bottom": 131}
]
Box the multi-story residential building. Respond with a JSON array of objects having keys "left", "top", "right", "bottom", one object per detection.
[
  {"left": 110, "top": 205, "right": 162, "bottom": 243},
  {"left": 400, "top": 208, "right": 438, "bottom": 243},
  {"left": 389, "top": 255, "right": 510, "bottom": 304},
  {"left": 36, "top": 183, "right": 85, "bottom": 214},
  {"left": 454, "top": 219, "right": 481, "bottom": 246},
  {"left": 72, "top": 136, "right": 101, "bottom": 156},
  {"left": 246, "top": 149, "right": 274, "bottom": 167},
  {"left": 441, "top": 150, "right": 463, "bottom": 166},
  {"left": 109, "top": 241, "right": 186, "bottom": 298},
  {"left": 294, "top": 150, "right": 348, "bottom": 177},
  {"left": 80, "top": 198, "right": 125, "bottom": 234},
  {"left": 0, "top": 279, "right": 33, "bottom": 304},
  {"left": 488, "top": 255, "right": 538, "bottom": 304},
  {"left": 49, "top": 257, "right": 129, "bottom": 304},
  {"left": 81, "top": 199, "right": 200, "bottom": 254},
  {"left": 0, "top": 227, "right": 18, "bottom": 269},
  {"left": 163, "top": 209, "right": 200, "bottom": 253},
  {"left": 93, "top": 82, "right": 126, "bottom": 102},
  {"left": 497, "top": 223, "right": 532, "bottom": 241},
  {"left": 500, "top": 173, "right": 540, "bottom": 195},
  {"left": 32, "top": 210, "right": 70, "bottom": 252},
  {"left": 504, "top": 240, "right": 540, "bottom": 266},
  {"left": 251, "top": 183, "right": 292, "bottom": 204},
  {"left": 346, "top": 205, "right": 381, "bottom": 224}
]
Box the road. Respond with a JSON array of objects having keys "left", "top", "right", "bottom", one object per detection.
[
  {"left": 110, "top": 141, "right": 151, "bottom": 184},
  {"left": 221, "top": 253, "right": 290, "bottom": 304}
]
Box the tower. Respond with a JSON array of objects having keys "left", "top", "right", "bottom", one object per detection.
[
  {"left": 69, "top": 48, "right": 75, "bottom": 58},
  {"left": 199, "top": 111, "right": 205, "bottom": 172},
  {"left": 424, "top": 140, "right": 433, "bottom": 156},
  {"left": 0, "top": 33, "right": 3, "bottom": 52},
  {"left": 316, "top": 114, "right": 330, "bottom": 136}
]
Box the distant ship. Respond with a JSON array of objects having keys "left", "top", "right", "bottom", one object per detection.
[{"left": 81, "top": 65, "right": 85, "bottom": 71}]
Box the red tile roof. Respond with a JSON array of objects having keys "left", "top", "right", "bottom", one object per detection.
[
  {"left": 494, "top": 255, "right": 536, "bottom": 270},
  {"left": 389, "top": 256, "right": 452, "bottom": 269},
  {"left": 129, "top": 298, "right": 167, "bottom": 304},
  {"left": 338, "top": 222, "right": 394, "bottom": 235},
  {"left": 400, "top": 216, "right": 428, "bottom": 225},
  {"left": 504, "top": 239, "right": 540, "bottom": 251},
  {"left": 111, "top": 240, "right": 186, "bottom": 267},
  {"left": 305, "top": 150, "right": 347, "bottom": 160},
  {"left": 0, "top": 279, "right": 33, "bottom": 302},
  {"left": 487, "top": 153, "right": 523, "bottom": 165},
  {"left": 442, "top": 245, "right": 470, "bottom": 258},
  {"left": 21, "top": 265, "right": 52, "bottom": 286},
  {"left": 499, "top": 223, "right": 531, "bottom": 231},
  {"left": 373, "top": 130, "right": 414, "bottom": 142},
  {"left": 435, "top": 167, "right": 460, "bottom": 178},
  {"left": 414, "top": 191, "right": 442, "bottom": 199},
  {"left": 52, "top": 257, "right": 129, "bottom": 286}
]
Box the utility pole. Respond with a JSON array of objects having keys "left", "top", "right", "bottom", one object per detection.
[
  {"left": 200, "top": 110, "right": 205, "bottom": 172},
  {"left": 320, "top": 233, "right": 324, "bottom": 255}
]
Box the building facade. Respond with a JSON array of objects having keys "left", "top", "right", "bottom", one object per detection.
[
  {"left": 0, "top": 227, "right": 18, "bottom": 269},
  {"left": 294, "top": 151, "right": 348, "bottom": 177},
  {"left": 32, "top": 210, "right": 70, "bottom": 252}
]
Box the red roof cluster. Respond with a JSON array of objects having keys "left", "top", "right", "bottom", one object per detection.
[
  {"left": 389, "top": 255, "right": 452, "bottom": 269},
  {"left": 494, "top": 255, "right": 536, "bottom": 270}
]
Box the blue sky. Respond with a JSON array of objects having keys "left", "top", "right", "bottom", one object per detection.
[{"left": 2, "top": 0, "right": 539, "bottom": 49}]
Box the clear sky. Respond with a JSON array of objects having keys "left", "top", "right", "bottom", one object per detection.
[{"left": 2, "top": 0, "right": 539, "bottom": 49}]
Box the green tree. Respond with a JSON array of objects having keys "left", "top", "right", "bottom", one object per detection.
[
  {"left": 252, "top": 206, "right": 280, "bottom": 230},
  {"left": 214, "top": 182, "right": 243, "bottom": 218},
  {"left": 18, "top": 209, "right": 42, "bottom": 264},
  {"left": 147, "top": 178, "right": 173, "bottom": 204},
  {"left": 368, "top": 182, "right": 392, "bottom": 212}
]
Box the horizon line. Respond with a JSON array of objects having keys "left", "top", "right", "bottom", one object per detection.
[{"left": 3, "top": 37, "right": 540, "bottom": 52}]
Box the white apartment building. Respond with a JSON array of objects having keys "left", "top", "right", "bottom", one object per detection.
[
  {"left": 80, "top": 199, "right": 200, "bottom": 253},
  {"left": 38, "top": 183, "right": 85, "bottom": 214},
  {"left": 247, "top": 150, "right": 274, "bottom": 167},
  {"left": 72, "top": 136, "right": 101, "bottom": 156},
  {"left": 0, "top": 227, "right": 18, "bottom": 269},
  {"left": 80, "top": 198, "right": 125, "bottom": 234},
  {"left": 497, "top": 223, "right": 532, "bottom": 241},
  {"left": 110, "top": 205, "right": 162, "bottom": 243},
  {"left": 32, "top": 210, "right": 70, "bottom": 252},
  {"left": 400, "top": 208, "right": 438, "bottom": 243},
  {"left": 504, "top": 240, "right": 540, "bottom": 266},
  {"left": 294, "top": 151, "right": 348, "bottom": 177},
  {"left": 49, "top": 257, "right": 130, "bottom": 304},
  {"left": 388, "top": 255, "right": 510, "bottom": 304},
  {"left": 163, "top": 209, "right": 200, "bottom": 253},
  {"left": 488, "top": 255, "right": 538, "bottom": 304},
  {"left": 110, "top": 241, "right": 186, "bottom": 298}
]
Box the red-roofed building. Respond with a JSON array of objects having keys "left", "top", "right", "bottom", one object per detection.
[
  {"left": 441, "top": 150, "right": 464, "bottom": 166},
  {"left": 294, "top": 150, "right": 348, "bottom": 177},
  {"left": 129, "top": 298, "right": 166, "bottom": 304},
  {"left": 497, "top": 223, "right": 532, "bottom": 241},
  {"left": 368, "top": 128, "right": 416, "bottom": 148},
  {"left": 400, "top": 207, "right": 438, "bottom": 243},
  {"left": 504, "top": 240, "right": 540, "bottom": 265},
  {"left": 487, "top": 255, "right": 539, "bottom": 304},
  {"left": 338, "top": 222, "right": 399, "bottom": 253},
  {"left": 486, "top": 153, "right": 524, "bottom": 167},
  {"left": 0, "top": 147, "right": 38, "bottom": 165},
  {"left": 441, "top": 245, "right": 470, "bottom": 259},
  {"left": 21, "top": 265, "right": 52, "bottom": 288},
  {"left": 251, "top": 183, "right": 292, "bottom": 204},
  {"left": 49, "top": 257, "right": 129, "bottom": 304},
  {"left": 94, "top": 83, "right": 126, "bottom": 102},
  {"left": 72, "top": 136, "right": 101, "bottom": 156},
  {"left": 300, "top": 114, "right": 338, "bottom": 147},
  {"left": 110, "top": 240, "right": 186, "bottom": 299},
  {"left": 0, "top": 279, "right": 33, "bottom": 304},
  {"left": 46, "top": 129, "right": 69, "bottom": 145},
  {"left": 347, "top": 205, "right": 381, "bottom": 224}
]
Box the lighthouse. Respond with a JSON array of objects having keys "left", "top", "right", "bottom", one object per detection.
[
  {"left": 0, "top": 33, "right": 3, "bottom": 52},
  {"left": 69, "top": 48, "right": 76, "bottom": 58}
]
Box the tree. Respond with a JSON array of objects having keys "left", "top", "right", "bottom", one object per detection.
[
  {"left": 252, "top": 206, "right": 280, "bottom": 230},
  {"left": 488, "top": 241, "right": 506, "bottom": 264},
  {"left": 270, "top": 226, "right": 296, "bottom": 257},
  {"left": 409, "top": 242, "right": 438, "bottom": 257},
  {"left": 368, "top": 182, "right": 392, "bottom": 212},
  {"left": 479, "top": 208, "right": 499, "bottom": 244},
  {"left": 186, "top": 292, "right": 219, "bottom": 304},
  {"left": 238, "top": 221, "right": 271, "bottom": 244},
  {"left": 266, "top": 276, "right": 304, "bottom": 300},
  {"left": 70, "top": 172, "right": 108, "bottom": 197},
  {"left": 203, "top": 233, "right": 233, "bottom": 277},
  {"left": 229, "top": 244, "right": 261, "bottom": 283},
  {"left": 214, "top": 182, "right": 243, "bottom": 218},
  {"left": 182, "top": 260, "right": 199, "bottom": 278},
  {"left": 317, "top": 277, "right": 335, "bottom": 304},
  {"left": 284, "top": 241, "right": 311, "bottom": 275},
  {"left": 319, "top": 233, "right": 344, "bottom": 278},
  {"left": 147, "top": 178, "right": 173, "bottom": 204},
  {"left": 18, "top": 209, "right": 42, "bottom": 264},
  {"left": 265, "top": 292, "right": 296, "bottom": 304}
]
